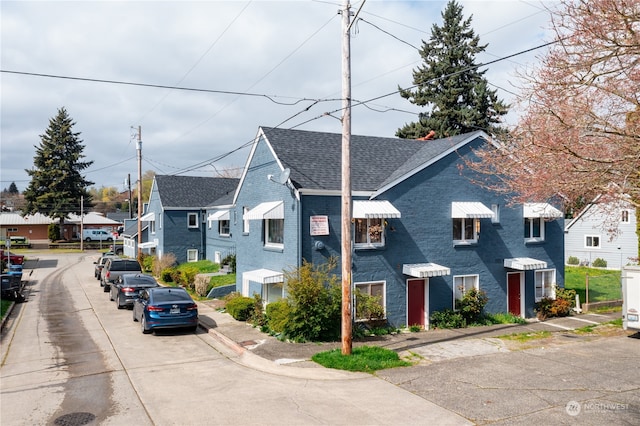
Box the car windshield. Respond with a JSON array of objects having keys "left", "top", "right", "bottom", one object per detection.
[{"left": 151, "top": 290, "right": 191, "bottom": 302}]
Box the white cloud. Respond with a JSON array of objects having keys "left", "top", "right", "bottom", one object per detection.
[{"left": 1, "top": 0, "right": 554, "bottom": 192}]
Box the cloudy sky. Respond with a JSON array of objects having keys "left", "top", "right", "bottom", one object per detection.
[{"left": 1, "top": 0, "right": 556, "bottom": 193}]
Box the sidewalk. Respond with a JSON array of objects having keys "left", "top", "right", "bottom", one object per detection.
[{"left": 195, "top": 299, "right": 623, "bottom": 370}]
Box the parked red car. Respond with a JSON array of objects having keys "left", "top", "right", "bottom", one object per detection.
[{"left": 0, "top": 249, "right": 25, "bottom": 265}]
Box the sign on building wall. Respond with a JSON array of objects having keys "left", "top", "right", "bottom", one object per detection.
[{"left": 310, "top": 215, "right": 329, "bottom": 236}]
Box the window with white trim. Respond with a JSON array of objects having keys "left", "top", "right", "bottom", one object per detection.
[
  {"left": 535, "top": 269, "right": 556, "bottom": 301},
  {"left": 491, "top": 204, "right": 500, "bottom": 224},
  {"left": 585, "top": 235, "right": 601, "bottom": 248},
  {"left": 453, "top": 275, "right": 479, "bottom": 309},
  {"left": 187, "top": 213, "right": 198, "bottom": 229},
  {"left": 524, "top": 217, "right": 544, "bottom": 242},
  {"left": 453, "top": 218, "right": 478, "bottom": 244},
  {"left": 354, "top": 281, "right": 385, "bottom": 320},
  {"left": 265, "top": 218, "right": 284, "bottom": 247},
  {"left": 186, "top": 249, "right": 198, "bottom": 262},
  {"left": 150, "top": 220, "right": 156, "bottom": 234},
  {"left": 219, "top": 220, "right": 230, "bottom": 236},
  {"left": 354, "top": 218, "right": 385, "bottom": 248}
]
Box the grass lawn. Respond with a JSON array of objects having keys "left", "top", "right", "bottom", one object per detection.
[
  {"left": 564, "top": 266, "right": 622, "bottom": 303},
  {"left": 312, "top": 345, "right": 411, "bottom": 372},
  {"left": 1, "top": 299, "right": 13, "bottom": 320}
]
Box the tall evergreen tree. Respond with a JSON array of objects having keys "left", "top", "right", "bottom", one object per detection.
[
  {"left": 24, "top": 107, "right": 94, "bottom": 226},
  {"left": 397, "top": 0, "right": 509, "bottom": 139},
  {"left": 8, "top": 182, "right": 19, "bottom": 194}
]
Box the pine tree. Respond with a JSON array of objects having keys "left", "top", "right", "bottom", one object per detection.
[
  {"left": 8, "top": 182, "right": 19, "bottom": 194},
  {"left": 397, "top": 0, "right": 508, "bottom": 139},
  {"left": 23, "top": 107, "right": 94, "bottom": 226}
]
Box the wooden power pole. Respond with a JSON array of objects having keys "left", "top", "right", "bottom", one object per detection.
[
  {"left": 341, "top": 0, "right": 353, "bottom": 356},
  {"left": 136, "top": 126, "right": 142, "bottom": 259}
]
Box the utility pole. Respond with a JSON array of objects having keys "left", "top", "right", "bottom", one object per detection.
[
  {"left": 80, "top": 196, "right": 84, "bottom": 251},
  {"left": 127, "top": 173, "right": 132, "bottom": 219},
  {"left": 340, "top": 0, "right": 353, "bottom": 355},
  {"left": 136, "top": 126, "right": 142, "bottom": 259}
]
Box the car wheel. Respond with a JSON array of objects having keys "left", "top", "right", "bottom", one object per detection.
[
  {"left": 190, "top": 325, "right": 198, "bottom": 333},
  {"left": 116, "top": 296, "right": 124, "bottom": 310},
  {"left": 103, "top": 284, "right": 110, "bottom": 292},
  {"left": 141, "top": 315, "right": 151, "bottom": 334},
  {"left": 85, "top": 237, "right": 91, "bottom": 242},
  {"left": 132, "top": 309, "right": 138, "bottom": 322}
]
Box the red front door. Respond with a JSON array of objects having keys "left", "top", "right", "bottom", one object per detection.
[
  {"left": 508, "top": 273, "right": 521, "bottom": 316},
  {"left": 407, "top": 279, "right": 425, "bottom": 327}
]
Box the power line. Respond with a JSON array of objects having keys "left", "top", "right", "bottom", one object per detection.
[{"left": 0, "top": 69, "right": 318, "bottom": 107}]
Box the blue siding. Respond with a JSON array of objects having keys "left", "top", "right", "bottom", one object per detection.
[
  {"left": 233, "top": 136, "right": 301, "bottom": 295},
  {"left": 204, "top": 209, "right": 236, "bottom": 264},
  {"left": 301, "top": 139, "right": 564, "bottom": 326}
]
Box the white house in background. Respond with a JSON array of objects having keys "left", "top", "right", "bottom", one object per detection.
[{"left": 565, "top": 198, "right": 638, "bottom": 269}]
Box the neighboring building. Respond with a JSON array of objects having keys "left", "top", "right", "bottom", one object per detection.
[
  {"left": 0, "top": 211, "right": 121, "bottom": 242},
  {"left": 225, "top": 127, "right": 565, "bottom": 327},
  {"left": 0, "top": 212, "right": 53, "bottom": 241},
  {"left": 141, "top": 175, "right": 239, "bottom": 264},
  {"left": 565, "top": 197, "right": 638, "bottom": 269}
]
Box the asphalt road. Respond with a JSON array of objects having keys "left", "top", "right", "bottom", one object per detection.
[{"left": 0, "top": 253, "right": 468, "bottom": 425}]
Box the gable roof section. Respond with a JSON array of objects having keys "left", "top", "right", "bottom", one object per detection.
[
  {"left": 154, "top": 175, "right": 239, "bottom": 209},
  {"left": 260, "top": 127, "right": 428, "bottom": 192},
  {"left": 258, "top": 127, "right": 489, "bottom": 195}
]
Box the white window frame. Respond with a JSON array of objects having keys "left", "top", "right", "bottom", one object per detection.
[
  {"left": 354, "top": 281, "right": 386, "bottom": 321},
  {"left": 453, "top": 274, "right": 479, "bottom": 309},
  {"left": 219, "top": 220, "right": 230, "bottom": 237},
  {"left": 535, "top": 269, "right": 556, "bottom": 301},
  {"left": 187, "top": 212, "right": 199, "bottom": 229},
  {"left": 524, "top": 217, "right": 545, "bottom": 242},
  {"left": 585, "top": 235, "right": 601, "bottom": 248},
  {"left": 354, "top": 218, "right": 385, "bottom": 249},
  {"left": 150, "top": 220, "right": 156, "bottom": 234},
  {"left": 453, "top": 218, "right": 478, "bottom": 244},
  {"left": 186, "top": 249, "right": 198, "bottom": 263},
  {"left": 264, "top": 218, "right": 284, "bottom": 248}
]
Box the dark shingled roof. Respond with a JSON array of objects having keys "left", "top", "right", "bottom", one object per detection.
[
  {"left": 154, "top": 175, "right": 239, "bottom": 208},
  {"left": 260, "top": 127, "right": 482, "bottom": 192}
]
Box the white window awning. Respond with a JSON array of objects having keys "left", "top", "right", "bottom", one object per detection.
[
  {"left": 524, "top": 203, "right": 563, "bottom": 219},
  {"left": 504, "top": 257, "right": 548, "bottom": 270},
  {"left": 244, "top": 201, "right": 284, "bottom": 220},
  {"left": 207, "top": 210, "right": 230, "bottom": 221},
  {"left": 452, "top": 202, "right": 495, "bottom": 219},
  {"left": 243, "top": 268, "right": 284, "bottom": 284},
  {"left": 138, "top": 240, "right": 158, "bottom": 249},
  {"left": 403, "top": 263, "right": 451, "bottom": 278},
  {"left": 140, "top": 212, "right": 155, "bottom": 222},
  {"left": 353, "top": 200, "right": 401, "bottom": 219}
]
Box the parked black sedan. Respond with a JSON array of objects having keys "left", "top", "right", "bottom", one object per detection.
[{"left": 110, "top": 273, "right": 159, "bottom": 309}]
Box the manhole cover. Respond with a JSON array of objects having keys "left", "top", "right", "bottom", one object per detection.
[
  {"left": 239, "top": 340, "right": 257, "bottom": 347},
  {"left": 54, "top": 412, "right": 96, "bottom": 426}
]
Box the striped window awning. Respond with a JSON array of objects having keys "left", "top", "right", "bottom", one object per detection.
[
  {"left": 243, "top": 268, "right": 284, "bottom": 284},
  {"left": 504, "top": 257, "right": 548, "bottom": 270},
  {"left": 451, "top": 202, "right": 495, "bottom": 219},
  {"left": 207, "top": 210, "right": 230, "bottom": 221},
  {"left": 353, "top": 200, "right": 401, "bottom": 219},
  {"left": 403, "top": 263, "right": 451, "bottom": 278},
  {"left": 523, "top": 203, "right": 563, "bottom": 219},
  {"left": 244, "top": 201, "right": 284, "bottom": 220}
]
